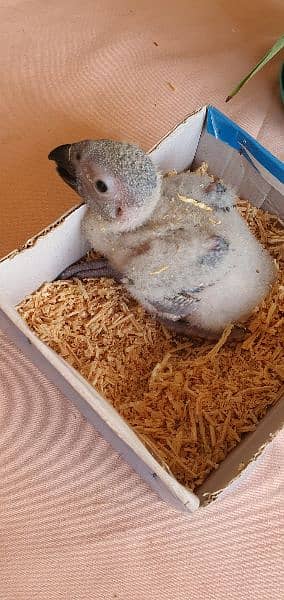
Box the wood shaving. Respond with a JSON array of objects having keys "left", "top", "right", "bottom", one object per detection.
[
  {"left": 178, "top": 193, "right": 213, "bottom": 211},
  {"left": 195, "top": 162, "right": 210, "bottom": 176},
  {"left": 209, "top": 218, "right": 222, "bottom": 225},
  {"left": 17, "top": 197, "right": 284, "bottom": 491},
  {"left": 166, "top": 170, "right": 178, "bottom": 177},
  {"left": 149, "top": 265, "right": 169, "bottom": 275},
  {"left": 167, "top": 82, "right": 176, "bottom": 91}
]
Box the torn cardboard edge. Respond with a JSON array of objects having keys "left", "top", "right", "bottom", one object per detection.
[{"left": 0, "top": 104, "right": 283, "bottom": 513}]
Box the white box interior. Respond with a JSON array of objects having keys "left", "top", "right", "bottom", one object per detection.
[{"left": 0, "top": 106, "right": 283, "bottom": 513}]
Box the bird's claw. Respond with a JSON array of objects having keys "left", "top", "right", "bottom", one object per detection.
[
  {"left": 204, "top": 179, "right": 234, "bottom": 211},
  {"left": 56, "top": 259, "right": 123, "bottom": 283}
]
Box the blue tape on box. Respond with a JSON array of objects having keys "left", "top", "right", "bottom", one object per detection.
[{"left": 206, "top": 106, "right": 284, "bottom": 184}]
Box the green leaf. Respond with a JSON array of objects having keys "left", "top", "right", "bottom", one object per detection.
[{"left": 226, "top": 34, "right": 284, "bottom": 102}]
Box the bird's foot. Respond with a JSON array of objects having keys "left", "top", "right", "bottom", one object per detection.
[
  {"left": 204, "top": 179, "right": 235, "bottom": 211},
  {"left": 158, "top": 317, "right": 210, "bottom": 339},
  {"left": 159, "top": 317, "right": 248, "bottom": 342},
  {"left": 56, "top": 258, "right": 124, "bottom": 283},
  {"left": 229, "top": 323, "right": 248, "bottom": 341}
]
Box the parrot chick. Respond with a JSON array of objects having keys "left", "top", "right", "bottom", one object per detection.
[{"left": 48, "top": 140, "right": 276, "bottom": 340}]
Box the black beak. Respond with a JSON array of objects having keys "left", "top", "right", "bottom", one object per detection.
[{"left": 48, "top": 143, "right": 78, "bottom": 190}]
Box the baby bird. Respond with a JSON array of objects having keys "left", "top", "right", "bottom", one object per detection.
[{"left": 48, "top": 140, "right": 276, "bottom": 340}]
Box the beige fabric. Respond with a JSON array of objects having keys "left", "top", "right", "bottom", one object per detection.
[{"left": 0, "top": 1, "right": 283, "bottom": 598}]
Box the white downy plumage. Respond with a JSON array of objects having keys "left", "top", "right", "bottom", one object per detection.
[{"left": 49, "top": 140, "right": 276, "bottom": 339}]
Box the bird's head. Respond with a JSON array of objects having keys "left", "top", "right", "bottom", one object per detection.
[{"left": 48, "top": 139, "right": 161, "bottom": 232}]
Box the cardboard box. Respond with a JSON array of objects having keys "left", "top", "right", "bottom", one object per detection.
[{"left": 0, "top": 106, "right": 283, "bottom": 513}]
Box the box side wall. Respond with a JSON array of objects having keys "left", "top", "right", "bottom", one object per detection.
[
  {"left": 0, "top": 309, "right": 199, "bottom": 513},
  {"left": 205, "top": 106, "right": 284, "bottom": 185},
  {"left": 150, "top": 106, "right": 207, "bottom": 172},
  {"left": 0, "top": 205, "right": 89, "bottom": 305},
  {"left": 194, "top": 106, "right": 284, "bottom": 218},
  {"left": 194, "top": 132, "right": 284, "bottom": 219}
]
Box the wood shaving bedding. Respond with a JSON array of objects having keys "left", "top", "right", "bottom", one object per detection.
[
  {"left": 17, "top": 175, "right": 284, "bottom": 490},
  {"left": 178, "top": 193, "right": 213, "bottom": 211}
]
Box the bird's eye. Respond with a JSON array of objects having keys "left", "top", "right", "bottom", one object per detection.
[{"left": 95, "top": 180, "right": 108, "bottom": 193}]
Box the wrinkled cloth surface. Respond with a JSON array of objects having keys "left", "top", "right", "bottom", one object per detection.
[{"left": 0, "top": 1, "right": 283, "bottom": 599}]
